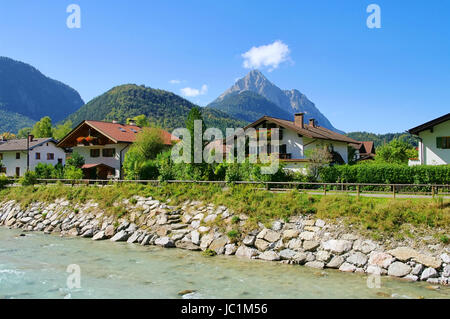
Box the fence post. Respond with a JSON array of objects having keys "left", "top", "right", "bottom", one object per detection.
[
  {"left": 266, "top": 183, "right": 270, "bottom": 191},
  {"left": 432, "top": 185, "right": 435, "bottom": 198},
  {"left": 392, "top": 185, "right": 396, "bottom": 199},
  {"left": 324, "top": 184, "right": 327, "bottom": 196},
  {"left": 356, "top": 185, "right": 360, "bottom": 199}
]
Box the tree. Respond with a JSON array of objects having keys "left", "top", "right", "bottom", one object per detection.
[
  {"left": 52, "top": 120, "right": 73, "bottom": 140},
  {"left": 374, "top": 139, "right": 417, "bottom": 164},
  {"left": 185, "top": 107, "right": 206, "bottom": 164},
  {"left": 17, "top": 127, "right": 32, "bottom": 138},
  {"left": 0, "top": 132, "right": 16, "bottom": 139},
  {"left": 127, "top": 114, "right": 149, "bottom": 127},
  {"left": 31, "top": 116, "right": 52, "bottom": 138},
  {"left": 64, "top": 165, "right": 83, "bottom": 179},
  {"left": 66, "top": 152, "right": 85, "bottom": 168},
  {"left": 305, "top": 146, "right": 333, "bottom": 180}
]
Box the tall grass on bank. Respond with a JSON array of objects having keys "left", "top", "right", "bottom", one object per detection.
[{"left": 0, "top": 183, "right": 448, "bottom": 240}]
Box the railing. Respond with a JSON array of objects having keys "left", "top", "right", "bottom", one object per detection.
[{"left": 5, "top": 178, "right": 450, "bottom": 198}]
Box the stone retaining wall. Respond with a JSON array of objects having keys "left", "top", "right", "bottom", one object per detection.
[{"left": 0, "top": 196, "right": 449, "bottom": 285}]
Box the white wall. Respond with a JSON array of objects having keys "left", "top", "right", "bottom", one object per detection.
[
  {"left": 73, "top": 143, "right": 131, "bottom": 178},
  {"left": 418, "top": 120, "right": 450, "bottom": 165},
  {"left": 0, "top": 142, "right": 66, "bottom": 177}
]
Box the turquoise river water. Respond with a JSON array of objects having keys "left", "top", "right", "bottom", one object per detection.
[{"left": 0, "top": 228, "right": 448, "bottom": 299}]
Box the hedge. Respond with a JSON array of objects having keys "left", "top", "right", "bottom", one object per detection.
[{"left": 319, "top": 164, "right": 450, "bottom": 185}]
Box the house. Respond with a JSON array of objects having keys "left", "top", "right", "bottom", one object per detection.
[
  {"left": 215, "top": 113, "right": 359, "bottom": 171},
  {"left": 349, "top": 141, "right": 376, "bottom": 162},
  {"left": 0, "top": 135, "right": 66, "bottom": 177},
  {"left": 57, "top": 120, "right": 177, "bottom": 179},
  {"left": 408, "top": 113, "right": 450, "bottom": 165}
]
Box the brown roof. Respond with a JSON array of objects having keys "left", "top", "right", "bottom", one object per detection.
[
  {"left": 244, "top": 116, "right": 359, "bottom": 144},
  {"left": 57, "top": 120, "right": 178, "bottom": 147},
  {"left": 409, "top": 113, "right": 450, "bottom": 135},
  {"left": 0, "top": 138, "right": 57, "bottom": 152}
]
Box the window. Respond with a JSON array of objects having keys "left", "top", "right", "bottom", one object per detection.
[
  {"left": 58, "top": 158, "right": 63, "bottom": 165},
  {"left": 436, "top": 137, "right": 450, "bottom": 149},
  {"left": 47, "top": 153, "right": 54, "bottom": 160},
  {"left": 0, "top": 153, "right": 3, "bottom": 160},
  {"left": 90, "top": 149, "right": 100, "bottom": 158},
  {"left": 102, "top": 148, "right": 115, "bottom": 157},
  {"left": 16, "top": 167, "right": 20, "bottom": 176},
  {"left": 0, "top": 167, "right": 5, "bottom": 174},
  {"left": 35, "top": 153, "right": 41, "bottom": 160},
  {"left": 16, "top": 153, "right": 20, "bottom": 159},
  {"left": 280, "top": 144, "right": 287, "bottom": 154}
]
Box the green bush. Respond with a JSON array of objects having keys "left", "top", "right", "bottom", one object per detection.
[
  {"left": 64, "top": 165, "right": 83, "bottom": 180},
  {"left": 0, "top": 175, "right": 12, "bottom": 189},
  {"left": 20, "top": 171, "right": 37, "bottom": 186},
  {"left": 319, "top": 164, "right": 450, "bottom": 185},
  {"left": 35, "top": 163, "right": 56, "bottom": 179}
]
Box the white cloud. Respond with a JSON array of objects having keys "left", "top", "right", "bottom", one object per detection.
[
  {"left": 180, "top": 84, "right": 208, "bottom": 97},
  {"left": 169, "top": 79, "right": 181, "bottom": 84},
  {"left": 241, "top": 40, "right": 291, "bottom": 71}
]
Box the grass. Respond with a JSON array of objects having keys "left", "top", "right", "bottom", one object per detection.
[{"left": 1, "top": 183, "right": 449, "bottom": 240}]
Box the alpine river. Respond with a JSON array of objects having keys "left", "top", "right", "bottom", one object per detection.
[{"left": 0, "top": 228, "right": 448, "bottom": 299}]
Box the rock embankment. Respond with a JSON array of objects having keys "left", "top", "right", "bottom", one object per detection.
[{"left": 0, "top": 197, "right": 448, "bottom": 285}]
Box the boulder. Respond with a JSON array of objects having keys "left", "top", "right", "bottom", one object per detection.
[
  {"left": 322, "top": 240, "right": 353, "bottom": 254},
  {"left": 299, "top": 231, "right": 315, "bottom": 241},
  {"left": 366, "top": 265, "right": 382, "bottom": 275},
  {"left": 92, "top": 231, "right": 105, "bottom": 241},
  {"left": 305, "top": 261, "right": 324, "bottom": 269},
  {"left": 339, "top": 262, "right": 356, "bottom": 272},
  {"left": 403, "top": 274, "right": 418, "bottom": 282},
  {"left": 140, "top": 234, "right": 151, "bottom": 246},
  {"left": 81, "top": 228, "right": 94, "bottom": 238},
  {"left": 271, "top": 221, "right": 283, "bottom": 231},
  {"left": 154, "top": 236, "right": 175, "bottom": 248},
  {"left": 346, "top": 252, "right": 368, "bottom": 267},
  {"left": 315, "top": 250, "right": 331, "bottom": 262},
  {"left": 443, "top": 265, "right": 450, "bottom": 278},
  {"left": 175, "top": 241, "right": 201, "bottom": 251},
  {"left": 387, "top": 247, "right": 417, "bottom": 261},
  {"left": 255, "top": 239, "right": 270, "bottom": 252},
  {"left": 235, "top": 246, "right": 259, "bottom": 259},
  {"left": 261, "top": 229, "right": 281, "bottom": 243},
  {"left": 387, "top": 262, "right": 411, "bottom": 277},
  {"left": 420, "top": 267, "right": 438, "bottom": 281},
  {"left": 353, "top": 239, "right": 377, "bottom": 254},
  {"left": 200, "top": 233, "right": 214, "bottom": 250},
  {"left": 287, "top": 238, "right": 303, "bottom": 250},
  {"left": 191, "top": 230, "right": 200, "bottom": 245},
  {"left": 315, "top": 219, "right": 326, "bottom": 227},
  {"left": 282, "top": 229, "right": 299, "bottom": 240},
  {"left": 411, "top": 264, "right": 423, "bottom": 276},
  {"left": 224, "top": 244, "right": 237, "bottom": 255},
  {"left": 303, "top": 240, "right": 320, "bottom": 252},
  {"left": 104, "top": 225, "right": 115, "bottom": 238},
  {"left": 326, "top": 256, "right": 345, "bottom": 269},
  {"left": 412, "top": 255, "right": 441, "bottom": 269},
  {"left": 279, "top": 249, "right": 297, "bottom": 260},
  {"left": 368, "top": 251, "right": 395, "bottom": 269},
  {"left": 127, "top": 231, "right": 140, "bottom": 244},
  {"left": 209, "top": 237, "right": 228, "bottom": 254},
  {"left": 259, "top": 251, "right": 280, "bottom": 261},
  {"left": 441, "top": 253, "right": 450, "bottom": 264},
  {"left": 110, "top": 230, "right": 129, "bottom": 242},
  {"left": 243, "top": 235, "right": 256, "bottom": 246},
  {"left": 293, "top": 252, "right": 307, "bottom": 264}
]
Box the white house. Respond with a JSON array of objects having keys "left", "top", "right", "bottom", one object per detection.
[
  {"left": 213, "top": 113, "right": 360, "bottom": 172},
  {"left": 408, "top": 113, "right": 450, "bottom": 165},
  {"left": 57, "top": 120, "right": 177, "bottom": 179},
  {"left": 0, "top": 136, "right": 66, "bottom": 177}
]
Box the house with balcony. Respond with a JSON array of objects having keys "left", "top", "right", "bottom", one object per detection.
[
  {"left": 212, "top": 113, "right": 359, "bottom": 171},
  {"left": 57, "top": 120, "right": 177, "bottom": 179},
  {"left": 408, "top": 113, "right": 450, "bottom": 165},
  {"left": 0, "top": 135, "right": 65, "bottom": 176}
]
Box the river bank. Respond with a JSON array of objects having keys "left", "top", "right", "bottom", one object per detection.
[{"left": 0, "top": 184, "right": 449, "bottom": 288}]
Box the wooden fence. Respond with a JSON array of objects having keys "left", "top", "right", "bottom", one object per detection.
[{"left": 5, "top": 178, "right": 450, "bottom": 199}]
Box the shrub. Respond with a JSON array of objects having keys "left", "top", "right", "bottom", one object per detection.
[
  {"left": 64, "top": 165, "right": 83, "bottom": 180},
  {"left": 0, "top": 175, "right": 12, "bottom": 189},
  {"left": 202, "top": 249, "right": 217, "bottom": 257},
  {"left": 227, "top": 229, "right": 240, "bottom": 240},
  {"left": 35, "top": 163, "right": 56, "bottom": 179},
  {"left": 20, "top": 171, "right": 37, "bottom": 186}
]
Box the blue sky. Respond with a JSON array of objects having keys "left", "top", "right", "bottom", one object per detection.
[{"left": 0, "top": 1, "right": 449, "bottom": 133}]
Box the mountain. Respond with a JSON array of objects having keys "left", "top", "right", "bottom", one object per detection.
[
  {"left": 345, "top": 132, "right": 418, "bottom": 148},
  {"left": 208, "top": 90, "right": 292, "bottom": 122},
  {"left": 65, "top": 84, "right": 248, "bottom": 133},
  {"left": 209, "top": 70, "right": 343, "bottom": 133},
  {"left": 0, "top": 57, "right": 84, "bottom": 132}
]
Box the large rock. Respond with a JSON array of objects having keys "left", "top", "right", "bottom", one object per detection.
[
  {"left": 322, "top": 240, "right": 353, "bottom": 254},
  {"left": 104, "top": 225, "right": 115, "bottom": 238},
  {"left": 175, "top": 241, "right": 201, "bottom": 251},
  {"left": 368, "top": 251, "right": 395, "bottom": 269},
  {"left": 353, "top": 239, "right": 377, "bottom": 254},
  {"left": 413, "top": 255, "right": 441, "bottom": 269},
  {"left": 420, "top": 267, "right": 438, "bottom": 281},
  {"left": 282, "top": 229, "right": 299, "bottom": 240},
  {"left": 224, "top": 244, "right": 237, "bottom": 255},
  {"left": 235, "top": 246, "right": 258, "bottom": 259},
  {"left": 110, "top": 230, "right": 129, "bottom": 242},
  {"left": 255, "top": 239, "right": 270, "bottom": 251},
  {"left": 388, "top": 246, "right": 441, "bottom": 268},
  {"left": 443, "top": 265, "right": 450, "bottom": 278},
  {"left": 287, "top": 238, "right": 303, "bottom": 250},
  {"left": 387, "top": 262, "right": 411, "bottom": 277},
  {"left": 303, "top": 240, "right": 320, "bottom": 252},
  {"left": 127, "top": 231, "right": 140, "bottom": 243},
  {"left": 154, "top": 236, "right": 175, "bottom": 248},
  {"left": 299, "top": 231, "right": 315, "bottom": 241},
  {"left": 191, "top": 230, "right": 200, "bottom": 245},
  {"left": 209, "top": 237, "right": 228, "bottom": 254},
  {"left": 279, "top": 249, "right": 297, "bottom": 260},
  {"left": 259, "top": 251, "right": 280, "bottom": 261},
  {"left": 243, "top": 235, "right": 256, "bottom": 246},
  {"left": 339, "top": 262, "right": 356, "bottom": 272},
  {"left": 346, "top": 252, "right": 368, "bottom": 267},
  {"left": 200, "top": 233, "right": 214, "bottom": 250},
  {"left": 366, "top": 265, "right": 382, "bottom": 275},
  {"left": 305, "top": 261, "right": 324, "bottom": 269},
  {"left": 441, "top": 253, "right": 450, "bottom": 264},
  {"left": 326, "top": 256, "right": 345, "bottom": 269},
  {"left": 316, "top": 250, "right": 331, "bottom": 262},
  {"left": 257, "top": 229, "right": 281, "bottom": 243}
]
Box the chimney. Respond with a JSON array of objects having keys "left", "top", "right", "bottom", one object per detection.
[
  {"left": 294, "top": 113, "right": 304, "bottom": 128},
  {"left": 28, "top": 134, "right": 34, "bottom": 143},
  {"left": 309, "top": 118, "right": 316, "bottom": 127}
]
